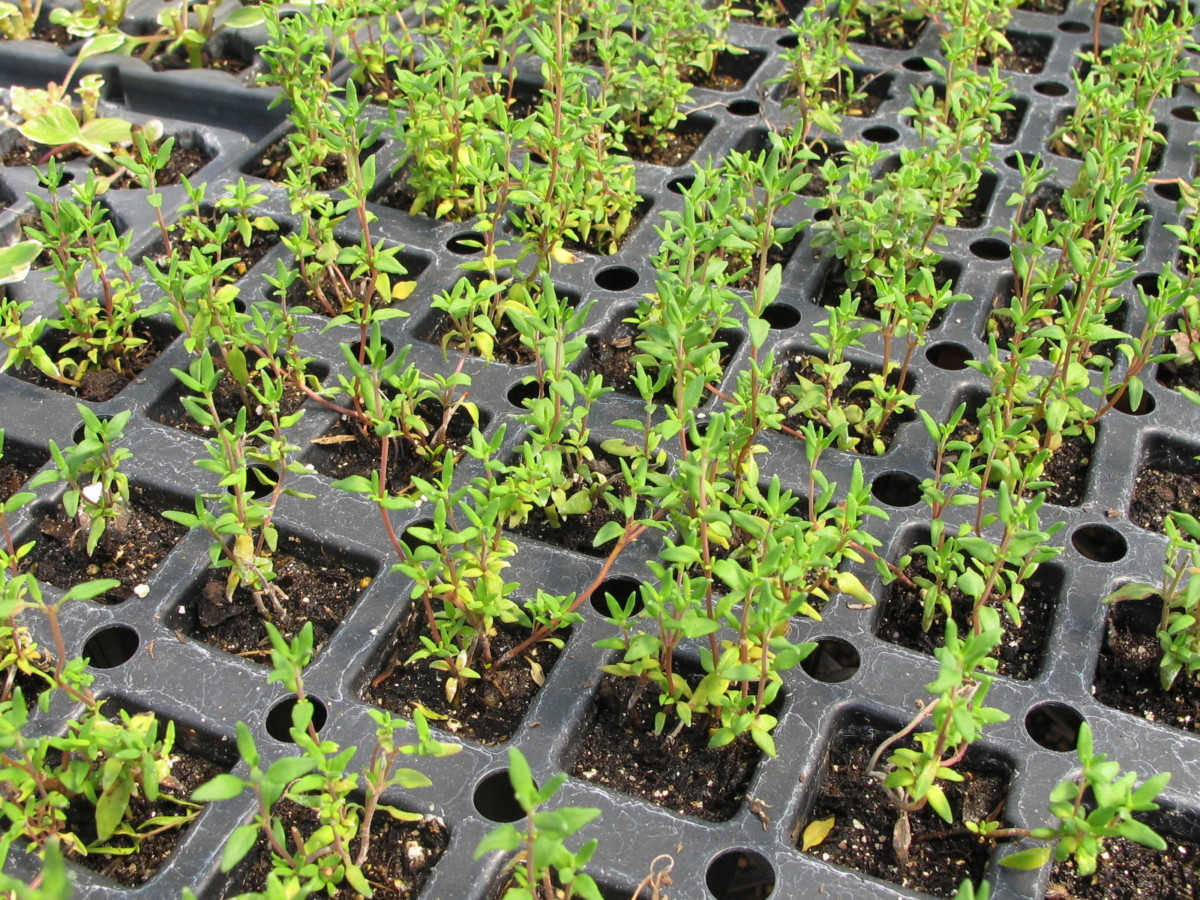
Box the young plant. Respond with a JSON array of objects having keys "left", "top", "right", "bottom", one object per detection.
[
  {"left": 475, "top": 747, "right": 602, "bottom": 900},
  {"left": 29, "top": 405, "right": 131, "bottom": 557},
  {"left": 1103, "top": 512, "right": 1200, "bottom": 691},
  {"left": 868, "top": 607, "right": 1008, "bottom": 862},
  {"left": 195, "top": 623, "right": 459, "bottom": 898},
  {"left": 997, "top": 722, "right": 1171, "bottom": 877}
]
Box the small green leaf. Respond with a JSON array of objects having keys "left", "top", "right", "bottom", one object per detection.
[{"left": 1000, "top": 847, "right": 1051, "bottom": 870}]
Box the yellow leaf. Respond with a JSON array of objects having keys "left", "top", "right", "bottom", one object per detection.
[
  {"left": 801, "top": 817, "right": 835, "bottom": 852},
  {"left": 551, "top": 245, "right": 582, "bottom": 265},
  {"left": 527, "top": 658, "right": 544, "bottom": 687},
  {"left": 392, "top": 280, "right": 416, "bottom": 300}
]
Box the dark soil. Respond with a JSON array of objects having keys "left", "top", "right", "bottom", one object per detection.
[
  {"left": 987, "top": 285, "right": 1130, "bottom": 363},
  {"left": 417, "top": 309, "right": 536, "bottom": 366},
  {"left": 364, "top": 610, "right": 564, "bottom": 744},
  {"left": 1046, "top": 826, "right": 1200, "bottom": 899},
  {"left": 150, "top": 47, "right": 251, "bottom": 76},
  {"left": 778, "top": 69, "right": 889, "bottom": 119},
  {"left": 25, "top": 486, "right": 186, "bottom": 604},
  {"left": 1093, "top": 597, "right": 1200, "bottom": 733},
  {"left": 570, "top": 672, "right": 763, "bottom": 822},
  {"left": 580, "top": 321, "right": 737, "bottom": 405},
  {"left": 731, "top": 0, "right": 805, "bottom": 26},
  {"left": 1018, "top": 0, "right": 1067, "bottom": 12},
  {"left": 1156, "top": 337, "right": 1200, "bottom": 394},
  {"left": 177, "top": 540, "right": 372, "bottom": 664},
  {"left": 879, "top": 557, "right": 1060, "bottom": 680},
  {"left": 994, "top": 99, "right": 1026, "bottom": 144},
  {"left": 981, "top": 34, "right": 1051, "bottom": 75},
  {"left": 244, "top": 138, "right": 348, "bottom": 188},
  {"left": 685, "top": 48, "right": 763, "bottom": 91},
  {"left": 151, "top": 358, "right": 310, "bottom": 438},
  {"left": 0, "top": 443, "right": 48, "bottom": 501},
  {"left": 853, "top": 14, "right": 927, "bottom": 50},
  {"left": 7, "top": 322, "right": 173, "bottom": 402},
  {"left": 1130, "top": 466, "right": 1200, "bottom": 532},
  {"left": 303, "top": 403, "right": 476, "bottom": 493},
  {"left": 775, "top": 353, "right": 912, "bottom": 455},
  {"left": 727, "top": 232, "right": 802, "bottom": 291},
  {"left": 96, "top": 143, "right": 211, "bottom": 189},
  {"left": 224, "top": 799, "right": 449, "bottom": 900},
  {"left": 559, "top": 198, "right": 648, "bottom": 257},
  {"left": 620, "top": 120, "right": 710, "bottom": 166},
  {"left": 2, "top": 138, "right": 87, "bottom": 167},
  {"left": 30, "top": 21, "right": 73, "bottom": 47},
  {"left": 798, "top": 718, "right": 1010, "bottom": 899},
  {"left": 817, "top": 259, "right": 956, "bottom": 326},
  {"left": 144, "top": 214, "right": 282, "bottom": 278},
  {"left": 68, "top": 748, "right": 223, "bottom": 887}
]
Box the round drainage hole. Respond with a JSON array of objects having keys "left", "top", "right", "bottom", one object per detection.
[
  {"left": 668, "top": 175, "right": 695, "bottom": 194},
  {"left": 595, "top": 265, "right": 639, "bottom": 292},
  {"left": 762, "top": 303, "right": 800, "bottom": 330},
  {"left": 861, "top": 125, "right": 899, "bottom": 143},
  {"left": 970, "top": 238, "right": 1009, "bottom": 261},
  {"left": 800, "top": 638, "right": 860, "bottom": 683},
  {"left": 871, "top": 472, "right": 921, "bottom": 507},
  {"left": 474, "top": 769, "right": 524, "bottom": 822},
  {"left": 1109, "top": 387, "right": 1155, "bottom": 415},
  {"left": 591, "top": 576, "right": 643, "bottom": 616},
  {"left": 508, "top": 378, "right": 541, "bottom": 407},
  {"left": 925, "top": 342, "right": 972, "bottom": 370},
  {"left": 347, "top": 336, "right": 394, "bottom": 362},
  {"left": 447, "top": 232, "right": 484, "bottom": 254},
  {"left": 727, "top": 100, "right": 760, "bottom": 117},
  {"left": 1025, "top": 703, "right": 1085, "bottom": 751},
  {"left": 1071, "top": 524, "right": 1127, "bottom": 562},
  {"left": 266, "top": 696, "right": 327, "bottom": 742},
  {"left": 83, "top": 625, "right": 139, "bottom": 669},
  {"left": 707, "top": 849, "right": 775, "bottom": 899},
  {"left": 1034, "top": 81, "right": 1069, "bottom": 97}
]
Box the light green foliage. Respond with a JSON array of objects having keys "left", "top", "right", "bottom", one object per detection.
[
  {"left": 475, "top": 748, "right": 602, "bottom": 900},
  {"left": 1104, "top": 513, "right": 1200, "bottom": 690},
  {"left": 30, "top": 404, "right": 131, "bottom": 557},
  {"left": 870, "top": 608, "right": 1008, "bottom": 860},
  {"left": 194, "top": 624, "right": 458, "bottom": 899},
  {"left": 999, "top": 722, "right": 1170, "bottom": 876}
]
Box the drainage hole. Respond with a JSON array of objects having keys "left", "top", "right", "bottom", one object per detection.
[
  {"left": 266, "top": 696, "right": 327, "bottom": 742},
  {"left": 1025, "top": 703, "right": 1085, "bottom": 751},
  {"left": 800, "top": 637, "right": 860, "bottom": 683},
  {"left": 83, "top": 625, "right": 139, "bottom": 669}
]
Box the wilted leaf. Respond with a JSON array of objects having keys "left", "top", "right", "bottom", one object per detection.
[{"left": 801, "top": 816, "right": 835, "bottom": 851}]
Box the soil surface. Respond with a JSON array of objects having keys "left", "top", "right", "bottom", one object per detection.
[
  {"left": 226, "top": 798, "right": 449, "bottom": 900},
  {"left": 365, "top": 610, "right": 563, "bottom": 744},
  {"left": 880, "top": 557, "right": 1060, "bottom": 680},
  {"left": 1019, "top": 0, "right": 1067, "bottom": 12},
  {"left": 418, "top": 310, "right": 535, "bottom": 366},
  {"left": 854, "top": 14, "right": 926, "bottom": 50},
  {"left": 244, "top": 139, "right": 348, "bottom": 188},
  {"left": 621, "top": 121, "right": 709, "bottom": 167},
  {"left": 570, "top": 673, "right": 763, "bottom": 822},
  {"left": 1093, "top": 597, "right": 1200, "bottom": 733},
  {"left": 732, "top": 0, "right": 805, "bottom": 26},
  {"left": 1046, "top": 827, "right": 1200, "bottom": 899},
  {"left": 179, "top": 541, "right": 371, "bottom": 664},
  {"left": 304, "top": 405, "right": 474, "bottom": 494},
  {"left": 982, "top": 34, "right": 1051, "bottom": 74},
  {"left": 152, "top": 361, "right": 310, "bottom": 438},
  {"left": 68, "top": 748, "right": 223, "bottom": 887},
  {"left": 1130, "top": 466, "right": 1200, "bottom": 532},
  {"left": 818, "top": 260, "right": 955, "bottom": 325},
  {"left": 150, "top": 47, "right": 251, "bottom": 75},
  {"left": 7, "top": 321, "right": 173, "bottom": 402},
  {"left": 26, "top": 486, "right": 186, "bottom": 604},
  {"left": 685, "top": 48, "right": 762, "bottom": 91},
  {"left": 799, "top": 719, "right": 1010, "bottom": 899},
  {"left": 3, "top": 138, "right": 87, "bottom": 167},
  {"left": 775, "top": 354, "right": 912, "bottom": 455},
  {"left": 0, "top": 444, "right": 48, "bottom": 502},
  {"left": 144, "top": 214, "right": 282, "bottom": 278},
  {"left": 1156, "top": 346, "right": 1200, "bottom": 395},
  {"left": 98, "top": 143, "right": 211, "bottom": 189}
]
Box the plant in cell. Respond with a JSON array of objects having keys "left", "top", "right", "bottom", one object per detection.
[
  {"left": 28, "top": 404, "right": 132, "bottom": 557},
  {"left": 4, "top": 37, "right": 133, "bottom": 165},
  {"left": 772, "top": 0, "right": 865, "bottom": 139},
  {"left": 868, "top": 606, "right": 1009, "bottom": 862},
  {"left": 164, "top": 348, "right": 311, "bottom": 621},
  {"left": 193, "top": 623, "right": 458, "bottom": 899},
  {"left": 47, "top": 0, "right": 131, "bottom": 39},
  {"left": 142, "top": 0, "right": 264, "bottom": 70},
  {"left": 1103, "top": 512, "right": 1200, "bottom": 691},
  {"left": 475, "top": 747, "right": 603, "bottom": 900},
  {"left": 996, "top": 722, "right": 1171, "bottom": 877},
  {"left": 0, "top": 0, "right": 41, "bottom": 39}
]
